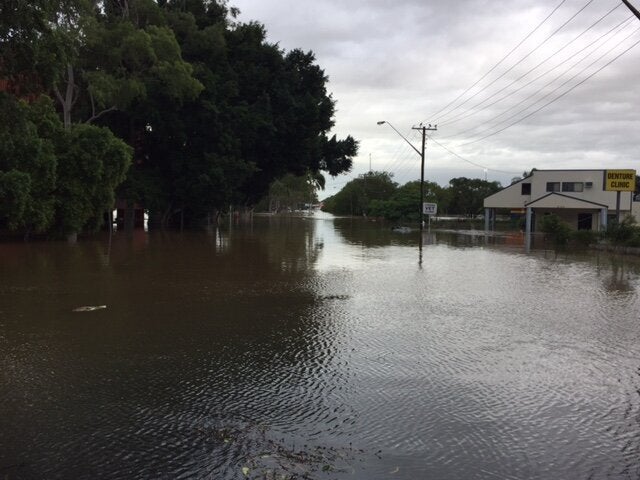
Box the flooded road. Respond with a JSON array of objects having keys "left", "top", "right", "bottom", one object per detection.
[{"left": 1, "top": 213, "right": 639, "bottom": 479}]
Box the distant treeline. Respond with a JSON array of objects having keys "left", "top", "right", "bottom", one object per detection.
[
  {"left": 321, "top": 171, "right": 502, "bottom": 221},
  {"left": 0, "top": 0, "right": 357, "bottom": 238}
]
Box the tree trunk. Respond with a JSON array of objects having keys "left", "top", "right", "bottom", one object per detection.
[
  {"left": 54, "top": 63, "right": 76, "bottom": 129},
  {"left": 124, "top": 203, "right": 135, "bottom": 233}
]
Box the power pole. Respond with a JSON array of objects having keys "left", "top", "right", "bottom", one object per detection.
[
  {"left": 622, "top": 0, "right": 640, "bottom": 20},
  {"left": 412, "top": 124, "right": 437, "bottom": 232}
]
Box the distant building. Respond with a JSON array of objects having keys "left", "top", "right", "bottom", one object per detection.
[{"left": 483, "top": 169, "right": 639, "bottom": 232}]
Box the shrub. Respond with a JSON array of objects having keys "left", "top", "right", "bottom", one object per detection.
[
  {"left": 539, "top": 213, "right": 572, "bottom": 245},
  {"left": 570, "top": 229, "right": 598, "bottom": 246},
  {"left": 605, "top": 215, "right": 640, "bottom": 246}
]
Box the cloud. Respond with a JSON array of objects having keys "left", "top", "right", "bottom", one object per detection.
[{"left": 231, "top": 0, "right": 640, "bottom": 189}]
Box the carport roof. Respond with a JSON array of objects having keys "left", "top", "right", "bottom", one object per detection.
[{"left": 525, "top": 192, "right": 608, "bottom": 209}]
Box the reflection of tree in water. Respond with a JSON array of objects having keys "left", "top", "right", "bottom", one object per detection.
[
  {"left": 604, "top": 256, "right": 638, "bottom": 293},
  {"left": 0, "top": 223, "right": 362, "bottom": 479},
  {"left": 250, "top": 216, "right": 324, "bottom": 274},
  {"left": 332, "top": 217, "right": 416, "bottom": 248}
]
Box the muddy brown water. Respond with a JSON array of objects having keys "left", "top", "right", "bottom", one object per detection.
[{"left": 1, "top": 213, "right": 639, "bottom": 479}]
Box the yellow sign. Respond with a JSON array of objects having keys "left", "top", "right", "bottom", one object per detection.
[{"left": 604, "top": 169, "right": 636, "bottom": 191}]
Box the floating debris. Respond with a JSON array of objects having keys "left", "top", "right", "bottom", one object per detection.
[
  {"left": 72, "top": 305, "right": 107, "bottom": 312},
  {"left": 196, "top": 420, "right": 368, "bottom": 479},
  {"left": 319, "top": 295, "right": 350, "bottom": 301},
  {"left": 391, "top": 226, "right": 412, "bottom": 233}
]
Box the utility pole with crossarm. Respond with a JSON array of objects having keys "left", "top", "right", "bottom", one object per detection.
[
  {"left": 622, "top": 0, "right": 640, "bottom": 20},
  {"left": 412, "top": 124, "right": 438, "bottom": 232}
]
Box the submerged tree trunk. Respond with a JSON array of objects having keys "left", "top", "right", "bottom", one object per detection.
[{"left": 123, "top": 202, "right": 135, "bottom": 233}]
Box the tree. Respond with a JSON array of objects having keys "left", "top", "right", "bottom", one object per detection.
[
  {"left": 2, "top": 0, "right": 359, "bottom": 234},
  {"left": 446, "top": 177, "right": 501, "bottom": 216},
  {"left": 53, "top": 123, "right": 132, "bottom": 235},
  {"left": 123, "top": 3, "right": 357, "bottom": 227},
  {"left": 258, "top": 174, "right": 318, "bottom": 212},
  {"left": 367, "top": 180, "right": 446, "bottom": 222},
  {"left": 322, "top": 171, "right": 396, "bottom": 216},
  {"left": 0, "top": 94, "right": 57, "bottom": 234}
]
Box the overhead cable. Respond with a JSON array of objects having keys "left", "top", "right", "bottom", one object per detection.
[
  {"left": 439, "top": 5, "right": 627, "bottom": 128},
  {"left": 460, "top": 32, "right": 640, "bottom": 146},
  {"left": 427, "top": 0, "right": 569, "bottom": 122},
  {"left": 434, "top": 0, "right": 596, "bottom": 124},
  {"left": 443, "top": 15, "right": 635, "bottom": 139}
]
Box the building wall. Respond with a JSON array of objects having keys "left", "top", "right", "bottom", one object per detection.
[
  {"left": 484, "top": 170, "right": 633, "bottom": 211},
  {"left": 632, "top": 200, "right": 640, "bottom": 223}
]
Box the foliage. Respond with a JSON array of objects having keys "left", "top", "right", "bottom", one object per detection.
[
  {"left": 570, "top": 229, "right": 598, "bottom": 247},
  {"left": 368, "top": 180, "right": 443, "bottom": 222},
  {"left": 0, "top": 93, "right": 57, "bottom": 232},
  {"left": 322, "top": 171, "right": 397, "bottom": 216},
  {"left": 53, "top": 123, "right": 132, "bottom": 235},
  {"left": 446, "top": 177, "right": 501, "bottom": 216},
  {"left": 109, "top": 1, "right": 357, "bottom": 227},
  {"left": 0, "top": 92, "right": 132, "bottom": 237},
  {"left": 2, "top": 0, "right": 359, "bottom": 234},
  {"left": 323, "top": 175, "right": 503, "bottom": 222},
  {"left": 539, "top": 213, "right": 572, "bottom": 246},
  {"left": 605, "top": 215, "right": 640, "bottom": 247},
  {"left": 256, "top": 174, "right": 318, "bottom": 212}
]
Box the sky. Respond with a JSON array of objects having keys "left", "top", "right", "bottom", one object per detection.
[{"left": 230, "top": 0, "right": 640, "bottom": 195}]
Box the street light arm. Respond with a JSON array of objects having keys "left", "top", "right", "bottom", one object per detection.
[{"left": 377, "top": 120, "right": 421, "bottom": 156}]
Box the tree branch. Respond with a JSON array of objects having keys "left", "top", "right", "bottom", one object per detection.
[
  {"left": 85, "top": 106, "right": 118, "bottom": 124},
  {"left": 52, "top": 84, "right": 64, "bottom": 105}
]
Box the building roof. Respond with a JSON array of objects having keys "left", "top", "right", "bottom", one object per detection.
[{"left": 525, "top": 192, "right": 608, "bottom": 209}]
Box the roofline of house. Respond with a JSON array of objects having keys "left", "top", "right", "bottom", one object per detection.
[{"left": 524, "top": 192, "right": 609, "bottom": 209}]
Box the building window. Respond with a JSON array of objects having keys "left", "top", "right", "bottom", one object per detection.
[
  {"left": 577, "top": 213, "right": 592, "bottom": 230},
  {"left": 562, "top": 182, "right": 584, "bottom": 192},
  {"left": 546, "top": 182, "right": 560, "bottom": 192},
  {"left": 521, "top": 183, "right": 531, "bottom": 195}
]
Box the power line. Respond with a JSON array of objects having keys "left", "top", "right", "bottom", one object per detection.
[
  {"left": 443, "top": 15, "right": 635, "bottom": 140},
  {"left": 460, "top": 32, "right": 640, "bottom": 146},
  {"left": 427, "top": 0, "right": 569, "bottom": 122},
  {"left": 434, "top": 0, "right": 597, "bottom": 125},
  {"left": 427, "top": 135, "right": 521, "bottom": 175},
  {"left": 438, "top": 5, "right": 627, "bottom": 128}
]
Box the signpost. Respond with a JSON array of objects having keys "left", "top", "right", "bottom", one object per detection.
[
  {"left": 604, "top": 169, "right": 636, "bottom": 192},
  {"left": 423, "top": 203, "right": 437, "bottom": 230},
  {"left": 422, "top": 203, "right": 437, "bottom": 216},
  {"left": 603, "top": 169, "right": 636, "bottom": 221}
]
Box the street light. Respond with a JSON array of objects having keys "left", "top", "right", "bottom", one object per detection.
[{"left": 377, "top": 120, "right": 436, "bottom": 232}]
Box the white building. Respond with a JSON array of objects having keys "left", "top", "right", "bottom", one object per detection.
[{"left": 483, "top": 169, "right": 639, "bottom": 232}]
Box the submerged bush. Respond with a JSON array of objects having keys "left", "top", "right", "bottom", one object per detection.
[
  {"left": 540, "top": 213, "right": 572, "bottom": 246},
  {"left": 605, "top": 215, "right": 640, "bottom": 246},
  {"left": 570, "top": 229, "right": 598, "bottom": 247}
]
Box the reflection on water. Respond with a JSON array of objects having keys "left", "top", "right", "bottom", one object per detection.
[{"left": 1, "top": 214, "right": 639, "bottom": 479}]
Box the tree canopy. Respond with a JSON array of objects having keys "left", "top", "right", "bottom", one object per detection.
[
  {"left": 322, "top": 171, "right": 397, "bottom": 217},
  {"left": 0, "top": 0, "right": 358, "bottom": 235},
  {"left": 322, "top": 176, "right": 502, "bottom": 221}
]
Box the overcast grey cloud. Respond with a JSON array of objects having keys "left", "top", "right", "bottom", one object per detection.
[{"left": 231, "top": 0, "right": 640, "bottom": 191}]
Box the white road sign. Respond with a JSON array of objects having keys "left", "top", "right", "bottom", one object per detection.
[{"left": 423, "top": 203, "right": 437, "bottom": 215}]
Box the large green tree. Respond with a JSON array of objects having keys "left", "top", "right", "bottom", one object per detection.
[
  {"left": 0, "top": 94, "right": 57, "bottom": 234},
  {"left": 368, "top": 180, "right": 444, "bottom": 222},
  {"left": 323, "top": 171, "right": 397, "bottom": 216},
  {"left": 2, "top": 0, "right": 358, "bottom": 234},
  {"left": 446, "top": 177, "right": 502, "bottom": 216},
  {"left": 119, "top": 2, "right": 357, "bottom": 228},
  {"left": 53, "top": 123, "right": 132, "bottom": 235}
]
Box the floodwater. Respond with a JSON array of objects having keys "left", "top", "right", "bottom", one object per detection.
[{"left": 1, "top": 213, "right": 639, "bottom": 480}]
